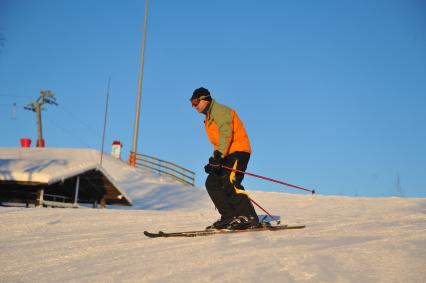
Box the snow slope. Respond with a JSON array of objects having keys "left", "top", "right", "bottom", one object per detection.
[{"left": 1, "top": 175, "right": 425, "bottom": 282}]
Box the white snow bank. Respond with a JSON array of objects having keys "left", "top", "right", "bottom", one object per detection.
[
  {"left": 1, "top": 148, "right": 425, "bottom": 282},
  {"left": 1, "top": 190, "right": 425, "bottom": 283}
]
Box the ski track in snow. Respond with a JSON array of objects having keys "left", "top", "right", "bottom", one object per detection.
[{"left": 1, "top": 188, "right": 426, "bottom": 282}]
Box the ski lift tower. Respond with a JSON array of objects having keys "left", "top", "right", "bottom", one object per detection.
[{"left": 24, "top": 90, "right": 58, "bottom": 147}]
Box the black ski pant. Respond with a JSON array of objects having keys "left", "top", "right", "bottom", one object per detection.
[{"left": 205, "top": 151, "right": 258, "bottom": 221}]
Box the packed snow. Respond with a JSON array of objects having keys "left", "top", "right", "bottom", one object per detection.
[{"left": 1, "top": 158, "right": 425, "bottom": 282}]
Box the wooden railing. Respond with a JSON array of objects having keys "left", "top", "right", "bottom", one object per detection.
[{"left": 134, "top": 153, "right": 195, "bottom": 187}]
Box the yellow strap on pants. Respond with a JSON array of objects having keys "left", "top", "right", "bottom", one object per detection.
[{"left": 229, "top": 160, "right": 248, "bottom": 195}]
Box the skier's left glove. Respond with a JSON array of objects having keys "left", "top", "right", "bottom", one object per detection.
[
  {"left": 207, "top": 150, "right": 224, "bottom": 174},
  {"left": 204, "top": 163, "right": 213, "bottom": 174}
]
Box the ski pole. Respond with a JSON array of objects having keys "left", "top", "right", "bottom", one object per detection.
[
  {"left": 222, "top": 165, "right": 316, "bottom": 194},
  {"left": 248, "top": 196, "right": 281, "bottom": 225}
]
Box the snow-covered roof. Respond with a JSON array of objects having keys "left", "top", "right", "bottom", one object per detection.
[
  {"left": 0, "top": 147, "right": 133, "bottom": 206},
  {"left": 1, "top": 148, "right": 102, "bottom": 184}
]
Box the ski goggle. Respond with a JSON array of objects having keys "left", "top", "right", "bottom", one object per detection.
[{"left": 191, "top": 95, "right": 210, "bottom": 107}]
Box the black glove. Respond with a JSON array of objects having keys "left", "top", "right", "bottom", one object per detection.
[
  {"left": 210, "top": 150, "right": 223, "bottom": 165},
  {"left": 204, "top": 150, "right": 224, "bottom": 174},
  {"left": 204, "top": 163, "right": 213, "bottom": 174}
]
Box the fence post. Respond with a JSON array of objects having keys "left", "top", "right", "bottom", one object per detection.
[
  {"left": 36, "top": 189, "right": 44, "bottom": 207},
  {"left": 74, "top": 176, "right": 80, "bottom": 206}
]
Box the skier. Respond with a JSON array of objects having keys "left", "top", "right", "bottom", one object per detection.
[{"left": 190, "top": 87, "right": 259, "bottom": 230}]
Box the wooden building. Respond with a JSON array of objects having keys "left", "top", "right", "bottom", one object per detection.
[{"left": 0, "top": 148, "right": 132, "bottom": 208}]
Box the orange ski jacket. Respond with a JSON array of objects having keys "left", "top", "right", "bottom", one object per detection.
[{"left": 204, "top": 100, "right": 251, "bottom": 156}]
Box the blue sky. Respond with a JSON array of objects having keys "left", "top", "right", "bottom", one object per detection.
[{"left": 1, "top": 0, "right": 425, "bottom": 197}]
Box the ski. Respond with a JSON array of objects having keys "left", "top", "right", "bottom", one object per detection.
[{"left": 143, "top": 224, "right": 305, "bottom": 238}]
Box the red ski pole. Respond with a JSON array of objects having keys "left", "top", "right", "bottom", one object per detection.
[
  {"left": 222, "top": 165, "right": 316, "bottom": 194},
  {"left": 248, "top": 196, "right": 281, "bottom": 225}
]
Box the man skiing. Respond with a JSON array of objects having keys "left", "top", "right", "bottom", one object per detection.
[{"left": 190, "top": 87, "right": 259, "bottom": 230}]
